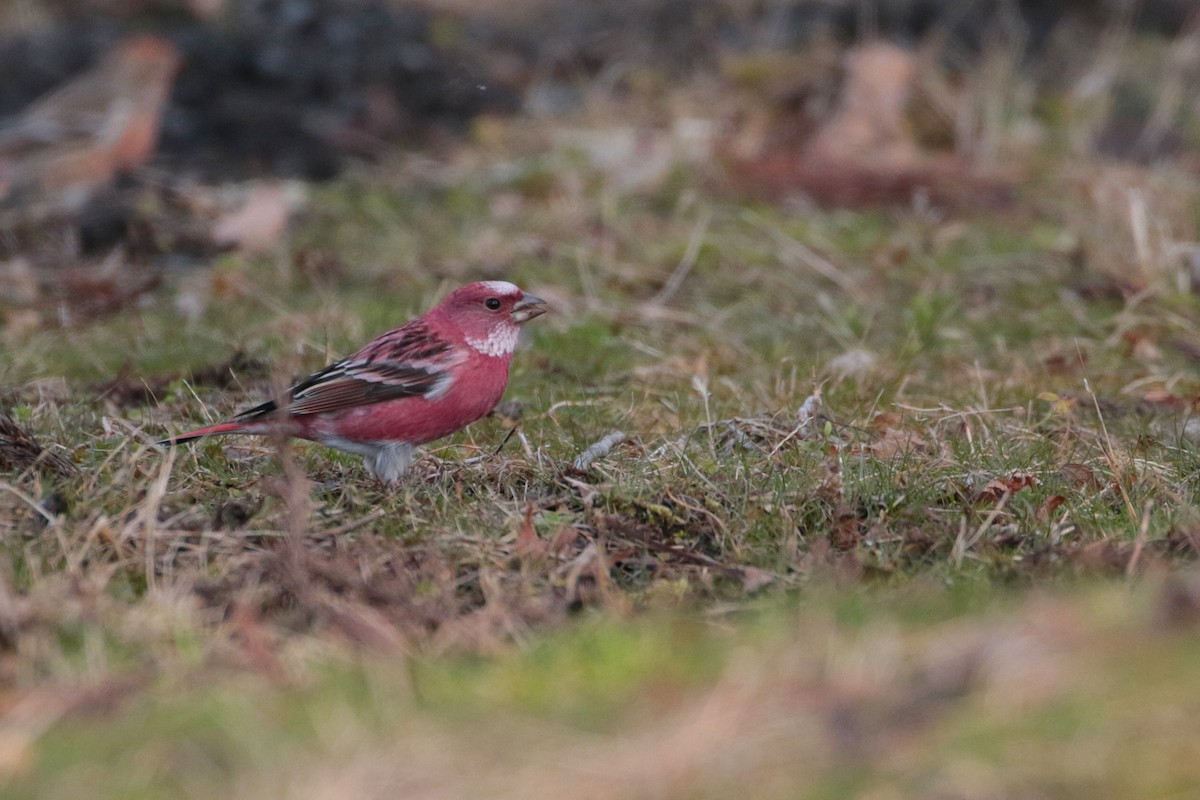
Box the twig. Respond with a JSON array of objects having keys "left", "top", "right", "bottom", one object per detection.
[
  {"left": 572, "top": 431, "right": 627, "bottom": 472},
  {"left": 444, "top": 429, "right": 519, "bottom": 471},
  {"left": 493, "top": 425, "right": 518, "bottom": 455},
  {"left": 459, "top": 426, "right": 522, "bottom": 466}
]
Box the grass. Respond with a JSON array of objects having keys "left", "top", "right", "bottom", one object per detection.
[
  {"left": 5, "top": 581, "right": 1200, "bottom": 799},
  {"left": 4, "top": 14, "right": 1200, "bottom": 797}
]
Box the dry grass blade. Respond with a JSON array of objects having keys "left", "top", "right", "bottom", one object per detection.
[
  {"left": 650, "top": 210, "right": 711, "bottom": 306},
  {"left": 743, "top": 210, "right": 864, "bottom": 300},
  {"left": 952, "top": 491, "right": 1011, "bottom": 568}
]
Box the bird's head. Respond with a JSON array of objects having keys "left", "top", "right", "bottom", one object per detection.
[
  {"left": 435, "top": 281, "right": 547, "bottom": 358},
  {"left": 109, "top": 35, "right": 182, "bottom": 89}
]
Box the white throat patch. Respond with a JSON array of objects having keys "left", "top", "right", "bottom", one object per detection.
[{"left": 466, "top": 325, "right": 519, "bottom": 357}]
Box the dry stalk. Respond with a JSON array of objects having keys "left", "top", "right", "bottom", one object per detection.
[{"left": 572, "top": 431, "right": 627, "bottom": 472}]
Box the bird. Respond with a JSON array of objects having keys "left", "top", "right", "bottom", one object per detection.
[
  {"left": 0, "top": 35, "right": 181, "bottom": 212},
  {"left": 160, "top": 281, "right": 548, "bottom": 482}
]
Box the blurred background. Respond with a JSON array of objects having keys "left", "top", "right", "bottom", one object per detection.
[{"left": 3, "top": 0, "right": 1199, "bottom": 271}]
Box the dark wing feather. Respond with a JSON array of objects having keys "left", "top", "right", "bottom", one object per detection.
[
  {"left": 284, "top": 360, "right": 445, "bottom": 415},
  {"left": 232, "top": 320, "right": 457, "bottom": 422}
]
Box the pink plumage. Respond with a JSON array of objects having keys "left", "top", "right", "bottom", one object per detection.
[{"left": 162, "top": 281, "right": 547, "bottom": 482}]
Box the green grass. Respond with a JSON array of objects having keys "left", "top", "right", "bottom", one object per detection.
[{"left": 5, "top": 582, "right": 1200, "bottom": 799}]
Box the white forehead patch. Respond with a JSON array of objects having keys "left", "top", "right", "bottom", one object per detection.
[
  {"left": 466, "top": 325, "right": 519, "bottom": 358},
  {"left": 479, "top": 280, "right": 520, "bottom": 296}
]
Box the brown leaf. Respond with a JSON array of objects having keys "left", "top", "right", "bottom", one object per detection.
[
  {"left": 211, "top": 183, "right": 293, "bottom": 253},
  {"left": 514, "top": 505, "right": 548, "bottom": 560},
  {"left": 1060, "top": 463, "right": 1101, "bottom": 491},
  {"left": 548, "top": 526, "right": 582, "bottom": 556},
  {"left": 1035, "top": 494, "right": 1066, "bottom": 523},
  {"left": 830, "top": 502, "right": 861, "bottom": 551},
  {"left": 976, "top": 472, "right": 1040, "bottom": 503},
  {"left": 869, "top": 426, "right": 926, "bottom": 459}
]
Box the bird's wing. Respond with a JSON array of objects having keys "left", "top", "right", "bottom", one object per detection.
[
  {"left": 0, "top": 82, "right": 125, "bottom": 158},
  {"left": 233, "top": 320, "right": 462, "bottom": 421}
]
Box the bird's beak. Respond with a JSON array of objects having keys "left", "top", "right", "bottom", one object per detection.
[{"left": 511, "top": 293, "right": 548, "bottom": 323}]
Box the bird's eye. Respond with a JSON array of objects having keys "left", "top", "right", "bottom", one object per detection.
[{"left": 485, "top": 297, "right": 502, "bottom": 311}]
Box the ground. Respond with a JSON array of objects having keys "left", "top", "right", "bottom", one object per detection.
[{"left": 2, "top": 3, "right": 1200, "bottom": 797}]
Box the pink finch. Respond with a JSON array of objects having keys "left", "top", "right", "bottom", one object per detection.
[
  {"left": 161, "top": 281, "right": 547, "bottom": 482},
  {"left": 0, "top": 35, "right": 181, "bottom": 212}
]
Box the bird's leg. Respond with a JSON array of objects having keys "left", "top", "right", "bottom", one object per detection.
[{"left": 364, "top": 442, "right": 414, "bottom": 484}]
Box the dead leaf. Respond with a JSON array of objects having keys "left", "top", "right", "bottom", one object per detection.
[
  {"left": 1035, "top": 494, "right": 1066, "bottom": 523},
  {"left": 549, "top": 526, "right": 582, "bottom": 556},
  {"left": 830, "top": 502, "right": 861, "bottom": 551},
  {"left": 211, "top": 183, "right": 293, "bottom": 253},
  {"left": 870, "top": 426, "right": 926, "bottom": 459},
  {"left": 514, "top": 505, "right": 548, "bottom": 560},
  {"left": 1060, "top": 463, "right": 1101, "bottom": 491},
  {"left": 976, "top": 472, "right": 1040, "bottom": 503}
]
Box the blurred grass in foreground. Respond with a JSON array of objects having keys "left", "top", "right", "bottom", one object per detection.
[{"left": 7, "top": 579, "right": 1200, "bottom": 800}]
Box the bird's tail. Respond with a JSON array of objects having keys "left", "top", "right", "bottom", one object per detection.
[{"left": 158, "top": 421, "right": 248, "bottom": 447}]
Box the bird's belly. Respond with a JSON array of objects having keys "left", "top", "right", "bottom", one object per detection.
[{"left": 304, "top": 374, "right": 507, "bottom": 445}]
